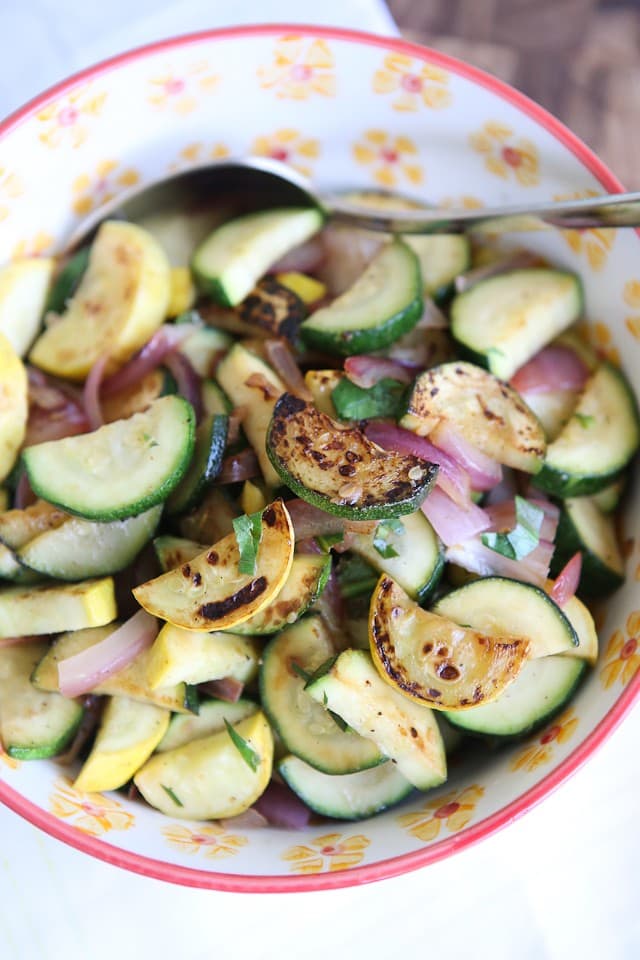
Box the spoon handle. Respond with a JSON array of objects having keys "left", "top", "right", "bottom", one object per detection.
[{"left": 322, "top": 190, "right": 640, "bottom": 235}]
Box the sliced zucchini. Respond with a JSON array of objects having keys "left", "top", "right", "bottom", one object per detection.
[
  {"left": 146, "top": 624, "right": 261, "bottom": 689},
  {"left": 134, "top": 711, "right": 274, "bottom": 819},
  {"left": 533, "top": 363, "right": 640, "bottom": 496},
  {"left": 157, "top": 696, "right": 258, "bottom": 752},
  {"left": 444, "top": 655, "right": 586, "bottom": 737},
  {"left": 338, "top": 189, "right": 470, "bottom": 299},
  {"left": 347, "top": 510, "right": 443, "bottom": 604},
  {"left": 551, "top": 497, "right": 625, "bottom": 597},
  {"left": 0, "top": 332, "right": 28, "bottom": 482},
  {"left": 267, "top": 393, "right": 437, "bottom": 520},
  {"left": 45, "top": 247, "right": 90, "bottom": 315},
  {"left": 0, "top": 542, "right": 28, "bottom": 582},
  {"left": 307, "top": 648, "right": 447, "bottom": 791},
  {"left": 433, "top": 577, "right": 578, "bottom": 658},
  {"left": 192, "top": 207, "right": 324, "bottom": 307},
  {"left": 18, "top": 505, "right": 162, "bottom": 581},
  {"left": 133, "top": 500, "right": 294, "bottom": 631},
  {"left": 545, "top": 584, "right": 598, "bottom": 665},
  {"left": 369, "top": 576, "right": 529, "bottom": 710},
  {"left": 201, "top": 379, "right": 231, "bottom": 417},
  {"left": 228, "top": 553, "right": 331, "bottom": 636},
  {"left": 303, "top": 369, "right": 342, "bottom": 417},
  {"left": 400, "top": 361, "right": 546, "bottom": 473},
  {"left": 165, "top": 414, "right": 228, "bottom": 516},
  {"left": 0, "top": 257, "right": 54, "bottom": 355},
  {"left": 24, "top": 395, "right": 196, "bottom": 521},
  {"left": 0, "top": 577, "right": 115, "bottom": 639},
  {"left": 32, "top": 625, "right": 197, "bottom": 714},
  {"left": 0, "top": 642, "right": 83, "bottom": 760},
  {"left": 216, "top": 342, "right": 285, "bottom": 487},
  {"left": 73, "top": 696, "right": 170, "bottom": 793},
  {"left": 591, "top": 478, "right": 625, "bottom": 513},
  {"left": 300, "top": 240, "right": 423, "bottom": 356},
  {"left": 177, "top": 323, "right": 232, "bottom": 378},
  {"left": 101, "top": 367, "right": 174, "bottom": 424},
  {"left": 236, "top": 277, "right": 306, "bottom": 342},
  {"left": 154, "top": 535, "right": 205, "bottom": 572},
  {"left": 178, "top": 487, "right": 239, "bottom": 544},
  {"left": 279, "top": 755, "right": 414, "bottom": 821},
  {"left": 451, "top": 269, "right": 583, "bottom": 381},
  {"left": 29, "top": 221, "right": 171, "bottom": 380},
  {"left": 260, "top": 616, "right": 384, "bottom": 775}
]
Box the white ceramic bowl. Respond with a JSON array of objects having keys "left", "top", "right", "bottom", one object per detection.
[{"left": 1, "top": 24, "right": 638, "bottom": 892}]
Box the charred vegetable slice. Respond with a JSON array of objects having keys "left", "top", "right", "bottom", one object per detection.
[
  {"left": 267, "top": 393, "right": 438, "bottom": 520},
  {"left": 29, "top": 220, "right": 171, "bottom": 380},
  {"left": 369, "top": 575, "right": 530, "bottom": 710},
  {"left": 451, "top": 268, "right": 583, "bottom": 381},
  {"left": 134, "top": 711, "right": 273, "bottom": 819},
  {"left": 237, "top": 277, "right": 306, "bottom": 341},
  {"left": 300, "top": 240, "right": 423, "bottom": 356},
  {"left": 400, "top": 361, "right": 546, "bottom": 473},
  {"left": 306, "top": 648, "right": 447, "bottom": 790},
  {"left": 133, "top": 500, "right": 294, "bottom": 631},
  {"left": 154, "top": 535, "right": 205, "bottom": 572},
  {"left": 227, "top": 553, "right": 331, "bottom": 635},
  {"left": 23, "top": 395, "right": 196, "bottom": 521},
  {"left": 433, "top": 577, "right": 578, "bottom": 658}
]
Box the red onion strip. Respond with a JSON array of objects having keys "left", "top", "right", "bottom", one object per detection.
[
  {"left": 550, "top": 551, "right": 583, "bottom": 606},
  {"left": 101, "top": 325, "right": 192, "bottom": 397},
  {"left": 82, "top": 353, "right": 110, "bottom": 430},
  {"left": 430, "top": 423, "right": 503, "bottom": 491},
  {"left": 446, "top": 537, "right": 555, "bottom": 586},
  {"left": 0, "top": 635, "right": 40, "bottom": 649},
  {"left": 271, "top": 236, "right": 326, "bottom": 275},
  {"left": 511, "top": 345, "right": 589, "bottom": 395},
  {"left": 217, "top": 449, "right": 261, "bottom": 485},
  {"left": 344, "top": 355, "right": 415, "bottom": 389},
  {"left": 199, "top": 677, "right": 244, "bottom": 702},
  {"left": 263, "top": 339, "right": 313, "bottom": 400},
  {"left": 58, "top": 609, "right": 158, "bottom": 698},
  {"left": 164, "top": 351, "right": 203, "bottom": 422},
  {"left": 484, "top": 499, "right": 559, "bottom": 543},
  {"left": 253, "top": 780, "right": 312, "bottom": 829},
  {"left": 421, "top": 487, "right": 492, "bottom": 546}
]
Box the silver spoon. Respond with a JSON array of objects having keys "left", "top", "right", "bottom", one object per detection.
[{"left": 67, "top": 156, "right": 640, "bottom": 249}]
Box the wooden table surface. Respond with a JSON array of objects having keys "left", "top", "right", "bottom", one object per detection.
[{"left": 389, "top": 0, "right": 640, "bottom": 189}]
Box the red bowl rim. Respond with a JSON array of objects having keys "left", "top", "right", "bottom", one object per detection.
[{"left": 1, "top": 22, "right": 638, "bottom": 894}]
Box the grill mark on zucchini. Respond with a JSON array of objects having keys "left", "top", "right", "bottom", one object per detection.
[{"left": 199, "top": 577, "right": 267, "bottom": 620}]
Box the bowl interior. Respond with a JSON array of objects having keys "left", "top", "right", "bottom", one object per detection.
[{"left": 1, "top": 24, "right": 639, "bottom": 892}]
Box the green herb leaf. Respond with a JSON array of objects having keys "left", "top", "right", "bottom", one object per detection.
[
  {"left": 373, "top": 518, "right": 405, "bottom": 558},
  {"left": 482, "top": 496, "right": 544, "bottom": 561},
  {"left": 224, "top": 718, "right": 260, "bottom": 772},
  {"left": 315, "top": 532, "right": 344, "bottom": 553},
  {"left": 332, "top": 377, "right": 408, "bottom": 421},
  {"left": 574, "top": 412, "right": 595, "bottom": 429},
  {"left": 233, "top": 510, "right": 263, "bottom": 575},
  {"left": 336, "top": 553, "right": 378, "bottom": 598},
  {"left": 161, "top": 784, "right": 183, "bottom": 807},
  {"left": 291, "top": 661, "right": 313, "bottom": 682},
  {"left": 302, "top": 655, "right": 340, "bottom": 689}
]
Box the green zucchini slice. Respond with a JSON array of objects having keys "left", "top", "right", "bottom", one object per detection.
[{"left": 551, "top": 497, "right": 625, "bottom": 597}]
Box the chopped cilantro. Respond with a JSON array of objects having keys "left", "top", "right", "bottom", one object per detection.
[
  {"left": 233, "top": 510, "right": 263, "bottom": 575},
  {"left": 161, "top": 784, "right": 183, "bottom": 807},
  {"left": 373, "top": 518, "right": 405, "bottom": 559},
  {"left": 482, "top": 496, "right": 544, "bottom": 561},
  {"left": 224, "top": 718, "right": 260, "bottom": 772}
]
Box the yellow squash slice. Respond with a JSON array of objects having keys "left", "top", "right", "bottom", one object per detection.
[
  {"left": 0, "top": 331, "right": 28, "bottom": 482},
  {"left": 369, "top": 575, "right": 530, "bottom": 710},
  {"left": 133, "top": 500, "right": 294, "bottom": 631},
  {"left": 0, "top": 578, "right": 116, "bottom": 639},
  {"left": 0, "top": 257, "right": 54, "bottom": 356},
  {"left": 29, "top": 220, "right": 171, "bottom": 380},
  {"left": 146, "top": 624, "right": 261, "bottom": 688}
]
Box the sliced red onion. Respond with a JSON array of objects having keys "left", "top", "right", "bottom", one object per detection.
[
  {"left": 454, "top": 250, "right": 544, "bottom": 294},
  {"left": 421, "top": 487, "right": 492, "bottom": 546},
  {"left": 24, "top": 403, "right": 90, "bottom": 447},
  {"left": 263, "top": 339, "right": 312, "bottom": 400},
  {"left": 483, "top": 467, "right": 518, "bottom": 506},
  {"left": 56, "top": 695, "right": 104, "bottom": 766},
  {"left": 199, "top": 677, "right": 244, "bottom": 702},
  {"left": 13, "top": 470, "right": 37, "bottom": 509},
  {"left": 58, "top": 610, "right": 158, "bottom": 698},
  {"left": 318, "top": 225, "right": 382, "bottom": 295},
  {"left": 217, "top": 448, "right": 261, "bottom": 485},
  {"left": 511, "top": 345, "right": 589, "bottom": 395},
  {"left": 415, "top": 297, "right": 449, "bottom": 329},
  {"left": 344, "top": 355, "right": 415, "bottom": 389},
  {"left": 285, "top": 498, "right": 346, "bottom": 541},
  {"left": 446, "top": 536, "right": 555, "bottom": 586},
  {"left": 164, "top": 351, "right": 203, "bottom": 422},
  {"left": 314, "top": 565, "right": 344, "bottom": 638},
  {"left": 550, "top": 551, "right": 582, "bottom": 606},
  {"left": 0, "top": 634, "right": 40, "bottom": 649},
  {"left": 82, "top": 353, "right": 110, "bottom": 430},
  {"left": 219, "top": 808, "right": 269, "bottom": 830},
  {"left": 296, "top": 537, "right": 324, "bottom": 555},
  {"left": 484, "top": 498, "right": 559, "bottom": 543},
  {"left": 364, "top": 421, "right": 470, "bottom": 506},
  {"left": 253, "top": 780, "right": 312, "bottom": 829},
  {"left": 101, "top": 325, "right": 192, "bottom": 397},
  {"left": 270, "top": 236, "right": 326, "bottom": 275},
  {"left": 431, "top": 424, "right": 503, "bottom": 491}
]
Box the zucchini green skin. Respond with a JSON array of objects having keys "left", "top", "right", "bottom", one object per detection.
[
  {"left": 443, "top": 656, "right": 587, "bottom": 739},
  {"left": 23, "top": 395, "right": 196, "bottom": 521},
  {"left": 550, "top": 499, "right": 625, "bottom": 598},
  {"left": 267, "top": 392, "right": 438, "bottom": 521},
  {"left": 279, "top": 755, "right": 414, "bottom": 821},
  {"left": 165, "top": 413, "right": 228, "bottom": 516},
  {"left": 300, "top": 240, "right": 424, "bottom": 356}
]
